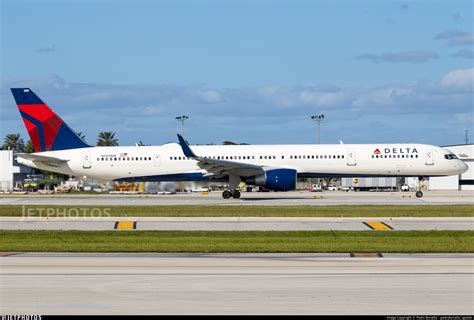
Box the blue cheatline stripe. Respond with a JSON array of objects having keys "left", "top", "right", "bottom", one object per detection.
[
  {"left": 19, "top": 110, "right": 46, "bottom": 152},
  {"left": 115, "top": 173, "right": 227, "bottom": 182}
]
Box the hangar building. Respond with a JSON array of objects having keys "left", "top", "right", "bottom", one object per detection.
[
  {"left": 0, "top": 150, "right": 36, "bottom": 191},
  {"left": 429, "top": 144, "right": 474, "bottom": 191}
]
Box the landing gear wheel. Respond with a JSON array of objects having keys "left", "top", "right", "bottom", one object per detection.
[
  {"left": 222, "top": 190, "right": 232, "bottom": 199},
  {"left": 232, "top": 190, "right": 241, "bottom": 199},
  {"left": 415, "top": 191, "right": 423, "bottom": 198}
]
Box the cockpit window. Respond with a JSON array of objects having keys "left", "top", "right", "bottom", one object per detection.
[{"left": 444, "top": 154, "right": 458, "bottom": 160}]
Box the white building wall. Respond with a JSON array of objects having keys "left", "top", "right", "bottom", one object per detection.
[
  {"left": 428, "top": 174, "right": 459, "bottom": 190},
  {"left": 429, "top": 144, "right": 473, "bottom": 191},
  {"left": 0, "top": 150, "right": 20, "bottom": 190},
  {"left": 460, "top": 160, "right": 474, "bottom": 191}
]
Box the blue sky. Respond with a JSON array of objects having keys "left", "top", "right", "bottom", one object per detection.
[{"left": 1, "top": 0, "right": 473, "bottom": 146}]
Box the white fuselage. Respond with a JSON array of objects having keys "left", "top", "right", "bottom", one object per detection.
[{"left": 17, "top": 143, "right": 468, "bottom": 182}]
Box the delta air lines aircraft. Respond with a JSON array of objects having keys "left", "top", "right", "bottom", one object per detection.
[{"left": 11, "top": 88, "right": 468, "bottom": 199}]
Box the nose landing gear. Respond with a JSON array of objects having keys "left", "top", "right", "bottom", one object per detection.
[{"left": 415, "top": 177, "right": 424, "bottom": 198}]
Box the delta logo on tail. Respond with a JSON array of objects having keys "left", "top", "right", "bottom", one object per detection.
[{"left": 10, "top": 88, "right": 89, "bottom": 152}]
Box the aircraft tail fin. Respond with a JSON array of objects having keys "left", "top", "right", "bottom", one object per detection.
[{"left": 10, "top": 88, "right": 90, "bottom": 152}]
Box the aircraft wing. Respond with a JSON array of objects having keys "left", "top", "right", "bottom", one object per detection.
[
  {"left": 16, "top": 153, "right": 69, "bottom": 165},
  {"left": 177, "top": 134, "right": 264, "bottom": 178}
]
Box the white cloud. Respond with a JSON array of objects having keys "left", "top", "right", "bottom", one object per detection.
[
  {"left": 355, "top": 50, "right": 439, "bottom": 63},
  {"left": 450, "top": 49, "right": 474, "bottom": 60},
  {"left": 1, "top": 69, "right": 473, "bottom": 145},
  {"left": 440, "top": 68, "right": 474, "bottom": 92},
  {"left": 435, "top": 29, "right": 474, "bottom": 46}
]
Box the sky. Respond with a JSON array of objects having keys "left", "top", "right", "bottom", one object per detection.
[{"left": 1, "top": 0, "right": 473, "bottom": 146}]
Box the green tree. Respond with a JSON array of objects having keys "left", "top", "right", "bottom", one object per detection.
[
  {"left": 2, "top": 133, "right": 25, "bottom": 152},
  {"left": 24, "top": 140, "right": 36, "bottom": 153},
  {"left": 136, "top": 140, "right": 150, "bottom": 146},
  {"left": 223, "top": 140, "right": 249, "bottom": 145},
  {"left": 75, "top": 131, "right": 87, "bottom": 143},
  {"left": 96, "top": 131, "right": 119, "bottom": 146}
]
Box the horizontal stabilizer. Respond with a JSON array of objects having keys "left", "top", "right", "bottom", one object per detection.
[{"left": 16, "top": 153, "right": 69, "bottom": 164}]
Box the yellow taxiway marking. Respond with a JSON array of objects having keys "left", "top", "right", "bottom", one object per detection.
[
  {"left": 363, "top": 221, "right": 393, "bottom": 230},
  {"left": 350, "top": 252, "right": 383, "bottom": 258},
  {"left": 114, "top": 221, "right": 136, "bottom": 230}
]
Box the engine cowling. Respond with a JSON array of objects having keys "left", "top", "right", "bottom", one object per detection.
[{"left": 246, "top": 168, "right": 297, "bottom": 191}]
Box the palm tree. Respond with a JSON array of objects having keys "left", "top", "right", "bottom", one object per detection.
[
  {"left": 75, "top": 131, "right": 87, "bottom": 143},
  {"left": 24, "top": 140, "right": 36, "bottom": 153},
  {"left": 2, "top": 133, "right": 25, "bottom": 152},
  {"left": 97, "top": 131, "right": 119, "bottom": 146}
]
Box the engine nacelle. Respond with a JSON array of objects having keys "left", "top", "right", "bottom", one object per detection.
[{"left": 246, "top": 168, "right": 297, "bottom": 191}]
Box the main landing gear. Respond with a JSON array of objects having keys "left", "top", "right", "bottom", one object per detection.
[
  {"left": 222, "top": 190, "right": 241, "bottom": 199},
  {"left": 222, "top": 174, "right": 242, "bottom": 199}
]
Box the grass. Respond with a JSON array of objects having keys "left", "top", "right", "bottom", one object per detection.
[
  {"left": 0, "top": 230, "right": 472, "bottom": 253},
  {"left": 0, "top": 204, "right": 473, "bottom": 217}
]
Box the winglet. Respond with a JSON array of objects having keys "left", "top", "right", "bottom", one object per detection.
[{"left": 177, "top": 134, "right": 197, "bottom": 158}]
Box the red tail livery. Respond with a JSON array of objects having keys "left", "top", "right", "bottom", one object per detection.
[{"left": 10, "top": 88, "right": 89, "bottom": 152}]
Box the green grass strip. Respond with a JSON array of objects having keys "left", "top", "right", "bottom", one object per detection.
[
  {"left": 1, "top": 230, "right": 472, "bottom": 253},
  {"left": 0, "top": 205, "right": 473, "bottom": 217}
]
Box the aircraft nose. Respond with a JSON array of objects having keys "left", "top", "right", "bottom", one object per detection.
[{"left": 456, "top": 160, "right": 468, "bottom": 174}]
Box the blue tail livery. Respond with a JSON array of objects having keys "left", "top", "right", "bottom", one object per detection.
[{"left": 10, "top": 88, "right": 90, "bottom": 152}]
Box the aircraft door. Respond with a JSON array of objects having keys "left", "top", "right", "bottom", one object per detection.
[
  {"left": 82, "top": 152, "right": 91, "bottom": 169},
  {"left": 347, "top": 149, "right": 357, "bottom": 166},
  {"left": 154, "top": 155, "right": 161, "bottom": 167},
  {"left": 425, "top": 150, "right": 434, "bottom": 166}
]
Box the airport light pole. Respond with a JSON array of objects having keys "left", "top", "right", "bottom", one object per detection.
[
  {"left": 175, "top": 115, "right": 189, "bottom": 136},
  {"left": 311, "top": 114, "right": 324, "bottom": 144}
]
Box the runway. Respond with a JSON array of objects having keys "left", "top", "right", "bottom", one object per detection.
[
  {"left": 1, "top": 216, "right": 473, "bottom": 231},
  {"left": 1, "top": 190, "right": 473, "bottom": 206},
  {"left": 0, "top": 253, "right": 472, "bottom": 314}
]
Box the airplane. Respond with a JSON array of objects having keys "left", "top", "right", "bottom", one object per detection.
[{"left": 10, "top": 88, "right": 468, "bottom": 199}]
